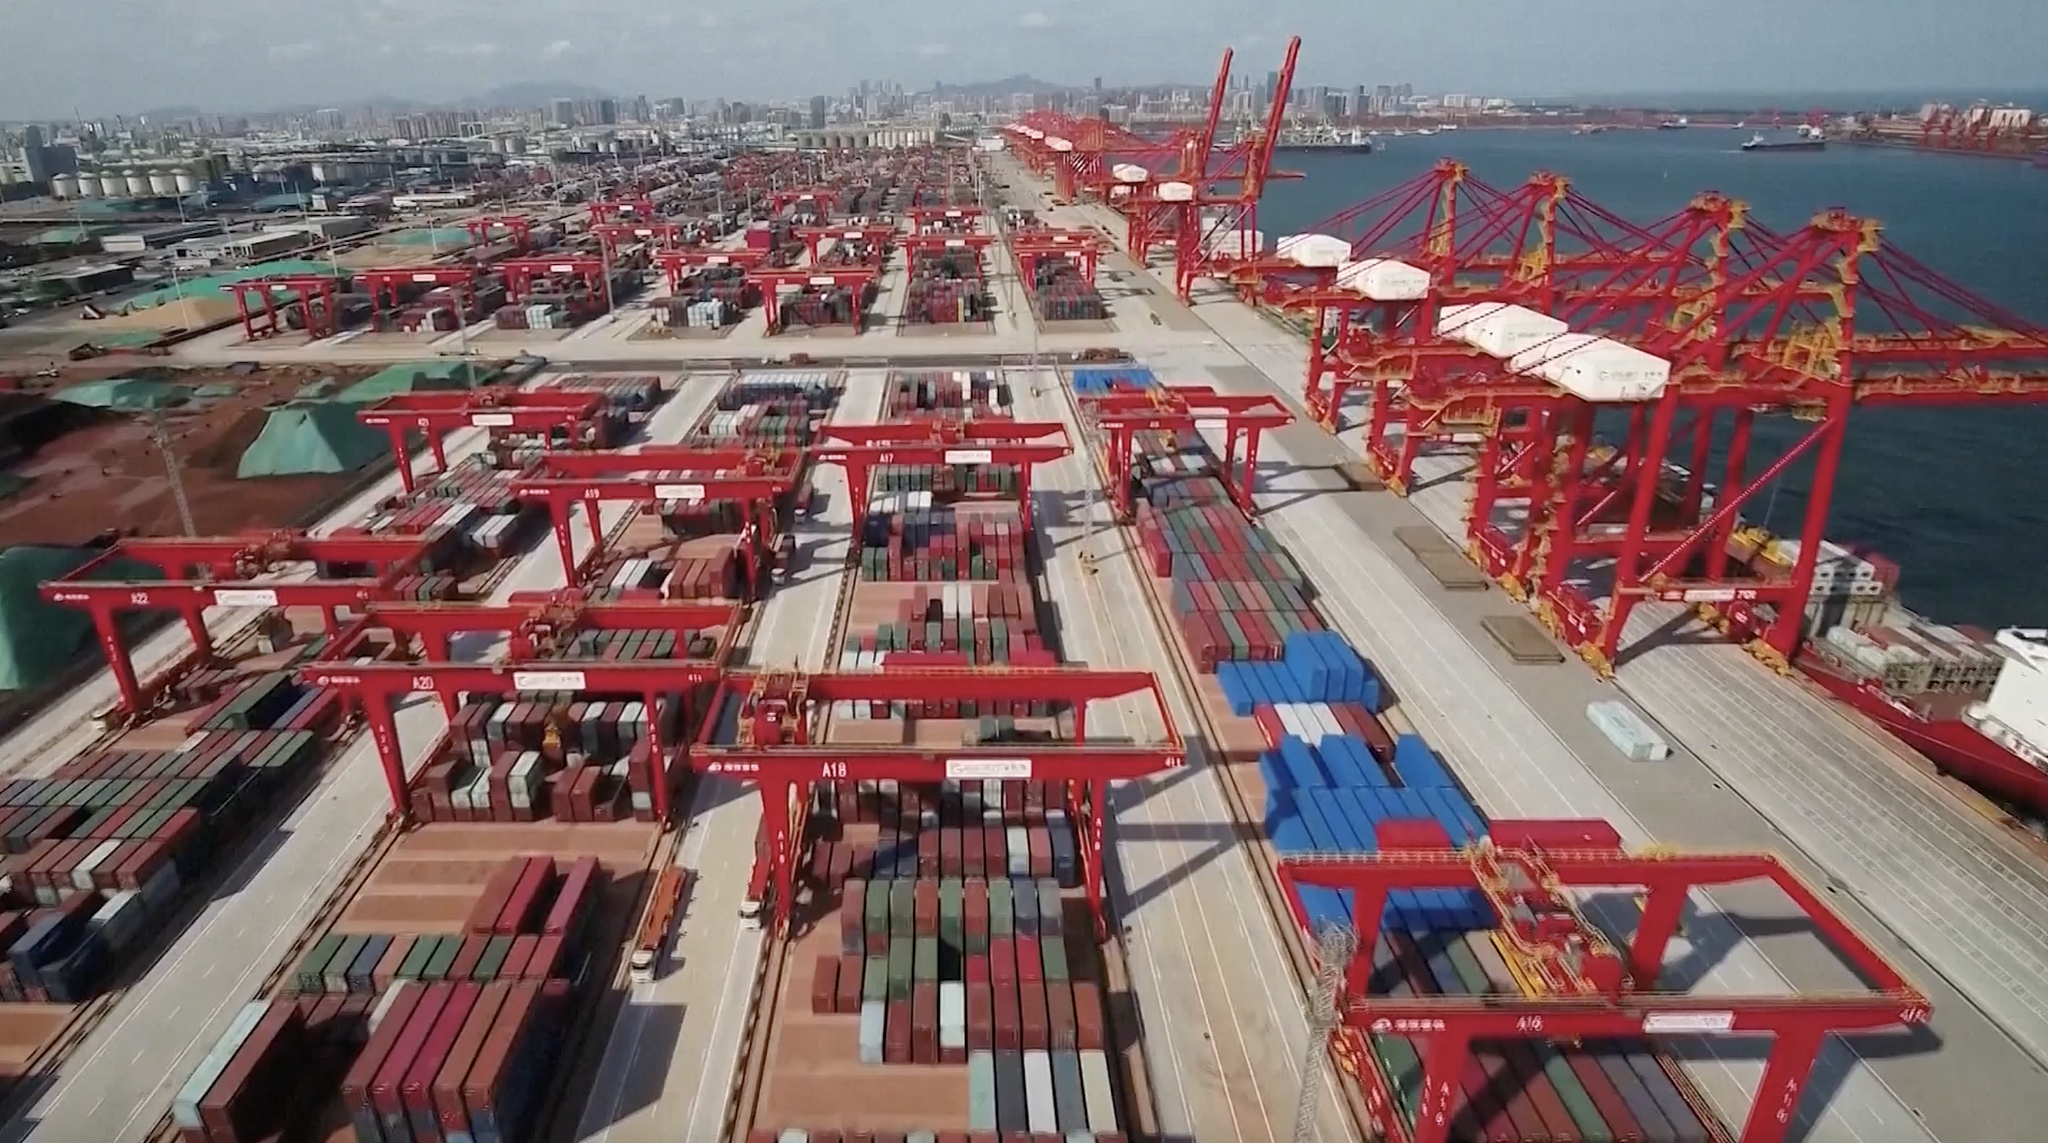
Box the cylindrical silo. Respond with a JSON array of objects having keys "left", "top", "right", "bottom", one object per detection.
[
  {"left": 76, "top": 173, "right": 103, "bottom": 197},
  {"left": 125, "top": 170, "right": 153, "bottom": 196},
  {"left": 148, "top": 170, "right": 179, "bottom": 196},
  {"left": 50, "top": 174, "right": 80, "bottom": 199},
  {"left": 173, "top": 169, "right": 200, "bottom": 194}
]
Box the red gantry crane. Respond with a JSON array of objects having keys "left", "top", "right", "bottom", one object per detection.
[
  {"left": 653, "top": 247, "right": 770, "bottom": 293},
  {"left": 1081, "top": 384, "right": 1294, "bottom": 519},
  {"left": 499, "top": 255, "right": 611, "bottom": 307},
  {"left": 221, "top": 274, "right": 345, "bottom": 341},
  {"left": 355, "top": 389, "right": 608, "bottom": 494},
  {"left": 463, "top": 215, "right": 534, "bottom": 252},
  {"left": 813, "top": 420, "right": 1072, "bottom": 530},
  {"left": 905, "top": 205, "right": 984, "bottom": 234},
  {"left": 691, "top": 666, "right": 1187, "bottom": 936},
  {"left": 306, "top": 591, "right": 741, "bottom": 817},
  {"left": 589, "top": 221, "right": 693, "bottom": 257},
  {"left": 357, "top": 266, "right": 480, "bottom": 328},
  {"left": 1166, "top": 36, "right": 1301, "bottom": 303},
  {"left": 1278, "top": 817, "right": 1930, "bottom": 1143},
  {"left": 41, "top": 529, "right": 451, "bottom": 719},
  {"left": 746, "top": 267, "right": 879, "bottom": 333},
  {"left": 794, "top": 225, "right": 897, "bottom": 266},
  {"left": 588, "top": 198, "right": 657, "bottom": 224},
  {"left": 1010, "top": 230, "right": 1102, "bottom": 285},
  {"left": 1414, "top": 200, "right": 2048, "bottom": 675},
  {"left": 515, "top": 445, "right": 803, "bottom": 593}
]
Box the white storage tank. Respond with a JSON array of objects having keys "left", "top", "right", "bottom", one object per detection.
[
  {"left": 1336, "top": 257, "right": 1430, "bottom": 301},
  {"left": 50, "top": 174, "right": 80, "bottom": 199},
  {"left": 1155, "top": 181, "right": 1195, "bottom": 203},
  {"left": 76, "top": 174, "right": 104, "bottom": 197},
  {"left": 125, "top": 170, "right": 153, "bottom": 197},
  {"left": 173, "top": 169, "right": 201, "bottom": 194},
  {"left": 1436, "top": 302, "right": 1569, "bottom": 358},
  {"left": 148, "top": 170, "right": 179, "bottom": 196},
  {"left": 1275, "top": 233, "right": 1351, "bottom": 268}
]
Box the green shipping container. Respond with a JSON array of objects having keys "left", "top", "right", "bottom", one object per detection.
[
  {"left": 398, "top": 935, "right": 438, "bottom": 980},
  {"left": 887, "top": 939, "right": 914, "bottom": 1001}
]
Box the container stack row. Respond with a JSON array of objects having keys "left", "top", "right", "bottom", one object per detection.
[
  {"left": 748, "top": 1130, "right": 1126, "bottom": 1143},
  {"left": 414, "top": 696, "right": 691, "bottom": 823},
  {"left": 0, "top": 726, "right": 327, "bottom": 1002},
  {"left": 1370, "top": 927, "right": 1714, "bottom": 1143},
  {"left": 885, "top": 371, "right": 1013, "bottom": 420},
  {"left": 171, "top": 994, "right": 364, "bottom": 1143},
  {"left": 778, "top": 283, "right": 873, "bottom": 332},
  {"left": 383, "top": 454, "right": 538, "bottom": 516},
  {"left": 287, "top": 857, "right": 601, "bottom": 998},
  {"left": 1028, "top": 258, "right": 1107, "bottom": 322},
  {"left": 691, "top": 371, "right": 840, "bottom": 448},
  {"left": 838, "top": 583, "right": 1045, "bottom": 668},
  {"left": 906, "top": 248, "right": 991, "bottom": 325},
  {"left": 859, "top": 499, "right": 1027, "bottom": 583}
]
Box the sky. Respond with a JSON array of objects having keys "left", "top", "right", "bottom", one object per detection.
[{"left": 1, "top": 0, "right": 2043, "bottom": 118}]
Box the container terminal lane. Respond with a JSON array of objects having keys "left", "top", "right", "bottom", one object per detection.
[{"left": 0, "top": 132, "right": 2043, "bottom": 1143}]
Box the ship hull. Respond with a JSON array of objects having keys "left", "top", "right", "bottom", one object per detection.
[
  {"left": 1743, "top": 140, "right": 1826, "bottom": 152},
  {"left": 1799, "top": 658, "right": 2048, "bottom": 818}
]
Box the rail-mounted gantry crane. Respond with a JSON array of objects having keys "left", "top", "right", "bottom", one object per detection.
[{"left": 355, "top": 389, "right": 607, "bottom": 494}]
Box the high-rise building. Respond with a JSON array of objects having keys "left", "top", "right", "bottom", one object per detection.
[
  {"left": 551, "top": 98, "right": 576, "bottom": 127},
  {"left": 596, "top": 98, "right": 619, "bottom": 125},
  {"left": 808, "top": 96, "right": 828, "bottom": 129}
]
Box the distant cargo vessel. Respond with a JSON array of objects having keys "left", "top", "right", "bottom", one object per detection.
[
  {"left": 1272, "top": 128, "right": 1375, "bottom": 154},
  {"left": 1657, "top": 118, "right": 1690, "bottom": 130},
  {"left": 1743, "top": 126, "right": 1827, "bottom": 152}
]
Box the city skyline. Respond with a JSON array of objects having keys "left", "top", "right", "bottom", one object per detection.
[{"left": 2, "top": 0, "right": 2044, "bottom": 120}]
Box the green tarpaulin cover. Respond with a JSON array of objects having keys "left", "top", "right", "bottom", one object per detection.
[{"left": 236, "top": 400, "right": 389, "bottom": 478}]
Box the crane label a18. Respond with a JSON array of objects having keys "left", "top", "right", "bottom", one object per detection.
[
  {"left": 945, "top": 758, "right": 1032, "bottom": 780},
  {"left": 512, "top": 670, "right": 587, "bottom": 692},
  {"left": 820, "top": 761, "right": 848, "bottom": 779}
]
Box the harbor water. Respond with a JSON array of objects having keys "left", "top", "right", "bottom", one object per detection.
[{"left": 1253, "top": 130, "right": 2048, "bottom": 629}]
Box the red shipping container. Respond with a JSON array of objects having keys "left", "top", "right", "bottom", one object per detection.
[
  {"left": 371, "top": 985, "right": 451, "bottom": 1138},
  {"left": 991, "top": 938, "right": 1015, "bottom": 984},
  {"left": 449, "top": 936, "right": 488, "bottom": 983},
  {"left": 885, "top": 998, "right": 912, "bottom": 1064},
  {"left": 1047, "top": 983, "right": 1077, "bottom": 1050},
  {"left": 466, "top": 859, "right": 526, "bottom": 935},
  {"left": 403, "top": 983, "right": 480, "bottom": 1140},
  {"left": 435, "top": 983, "right": 512, "bottom": 1138},
  {"left": 1072, "top": 981, "right": 1106, "bottom": 1051},
  {"left": 912, "top": 981, "right": 938, "bottom": 1065},
  {"left": 1015, "top": 936, "right": 1042, "bottom": 984},
  {"left": 812, "top": 955, "right": 840, "bottom": 1014},
  {"left": 836, "top": 955, "right": 864, "bottom": 1014},
  {"left": 1019, "top": 980, "right": 1048, "bottom": 1051},
  {"left": 528, "top": 934, "right": 565, "bottom": 980},
  {"left": 968, "top": 982, "right": 993, "bottom": 1051},
  {"left": 992, "top": 980, "right": 1020, "bottom": 1051},
  {"left": 495, "top": 855, "right": 556, "bottom": 935}
]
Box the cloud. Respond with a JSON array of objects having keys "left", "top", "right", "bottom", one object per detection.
[
  {"left": 541, "top": 39, "right": 573, "bottom": 58},
  {"left": 431, "top": 42, "right": 504, "bottom": 57},
  {"left": 1018, "top": 11, "right": 1052, "bottom": 28},
  {"left": 917, "top": 42, "right": 950, "bottom": 57},
  {"left": 266, "top": 41, "right": 320, "bottom": 61}
]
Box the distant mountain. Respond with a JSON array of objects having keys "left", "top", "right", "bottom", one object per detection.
[
  {"left": 932, "top": 74, "right": 1071, "bottom": 98},
  {"left": 469, "top": 81, "right": 614, "bottom": 108}
]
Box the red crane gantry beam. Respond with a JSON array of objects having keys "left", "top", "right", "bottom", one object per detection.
[
  {"left": 653, "top": 247, "right": 769, "bottom": 291},
  {"left": 811, "top": 422, "right": 1071, "bottom": 528},
  {"left": 356, "top": 390, "right": 607, "bottom": 494},
  {"left": 513, "top": 446, "right": 802, "bottom": 592},
  {"left": 1082, "top": 385, "right": 1293, "bottom": 518},
  {"left": 746, "top": 268, "right": 878, "bottom": 332},
  {"left": 906, "top": 206, "right": 983, "bottom": 232},
  {"left": 691, "top": 667, "right": 1186, "bottom": 936},
  {"left": 221, "top": 275, "right": 344, "bottom": 342},
  {"left": 498, "top": 256, "right": 609, "bottom": 307},
  {"left": 768, "top": 188, "right": 836, "bottom": 213},
  {"left": 464, "top": 215, "right": 534, "bottom": 252},
  {"left": 900, "top": 233, "right": 994, "bottom": 257},
  {"left": 588, "top": 198, "right": 656, "bottom": 224},
  {"left": 356, "top": 266, "right": 477, "bottom": 326},
  {"left": 795, "top": 225, "right": 896, "bottom": 266},
  {"left": 1011, "top": 232, "right": 1101, "bottom": 283},
  {"left": 41, "top": 530, "right": 444, "bottom": 718},
  {"left": 1276, "top": 817, "right": 1928, "bottom": 1143},
  {"left": 318, "top": 591, "right": 741, "bottom": 817},
  {"left": 589, "top": 221, "right": 691, "bottom": 256}
]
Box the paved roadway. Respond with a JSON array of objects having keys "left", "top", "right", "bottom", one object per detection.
[
  {"left": 1018, "top": 369, "right": 1354, "bottom": 1143},
  {"left": 0, "top": 371, "right": 720, "bottom": 1143},
  {"left": 572, "top": 369, "right": 885, "bottom": 1143}
]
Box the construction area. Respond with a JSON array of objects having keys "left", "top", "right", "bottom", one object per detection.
[{"left": 0, "top": 30, "right": 2039, "bottom": 1143}]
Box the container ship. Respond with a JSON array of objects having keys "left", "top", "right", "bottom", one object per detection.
[
  {"left": 1742, "top": 125, "right": 1827, "bottom": 152},
  {"left": 1657, "top": 117, "right": 1690, "bottom": 129},
  {"left": 1718, "top": 531, "right": 2048, "bottom": 829},
  {"left": 1270, "top": 127, "right": 1376, "bottom": 154}
]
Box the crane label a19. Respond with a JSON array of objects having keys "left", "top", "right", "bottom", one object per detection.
[
  {"left": 945, "top": 758, "right": 1032, "bottom": 780},
  {"left": 944, "top": 449, "right": 993, "bottom": 465},
  {"left": 1641, "top": 1011, "right": 1735, "bottom": 1034},
  {"left": 512, "top": 670, "right": 587, "bottom": 692},
  {"left": 654, "top": 483, "right": 707, "bottom": 502},
  {"left": 213, "top": 588, "right": 279, "bottom": 608}
]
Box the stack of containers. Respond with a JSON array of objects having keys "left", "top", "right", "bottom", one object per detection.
[
  {"left": 1030, "top": 257, "right": 1108, "bottom": 322},
  {"left": 417, "top": 695, "right": 682, "bottom": 823},
  {"left": 797, "top": 781, "right": 1117, "bottom": 1139},
  {"left": 858, "top": 496, "right": 1026, "bottom": 583},
  {"left": 779, "top": 286, "right": 866, "bottom": 331},
  {"left": 840, "top": 583, "right": 1045, "bottom": 666},
  {"left": 885, "top": 371, "right": 1013, "bottom": 420},
  {"left": 284, "top": 857, "right": 601, "bottom": 996},
  {"left": 0, "top": 722, "right": 327, "bottom": 1002}
]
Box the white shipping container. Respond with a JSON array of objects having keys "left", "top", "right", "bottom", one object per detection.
[
  {"left": 858, "top": 1000, "right": 886, "bottom": 1063},
  {"left": 1336, "top": 257, "right": 1431, "bottom": 301},
  {"left": 1025, "top": 1050, "right": 1058, "bottom": 1134},
  {"left": 1156, "top": 181, "right": 1196, "bottom": 202},
  {"left": 1436, "top": 302, "right": 1569, "bottom": 358},
  {"left": 1110, "top": 163, "right": 1149, "bottom": 184},
  {"left": 1081, "top": 1050, "right": 1120, "bottom": 1132},
  {"left": 1585, "top": 700, "right": 1671, "bottom": 761},
  {"left": 1516, "top": 336, "right": 1671, "bottom": 401}
]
